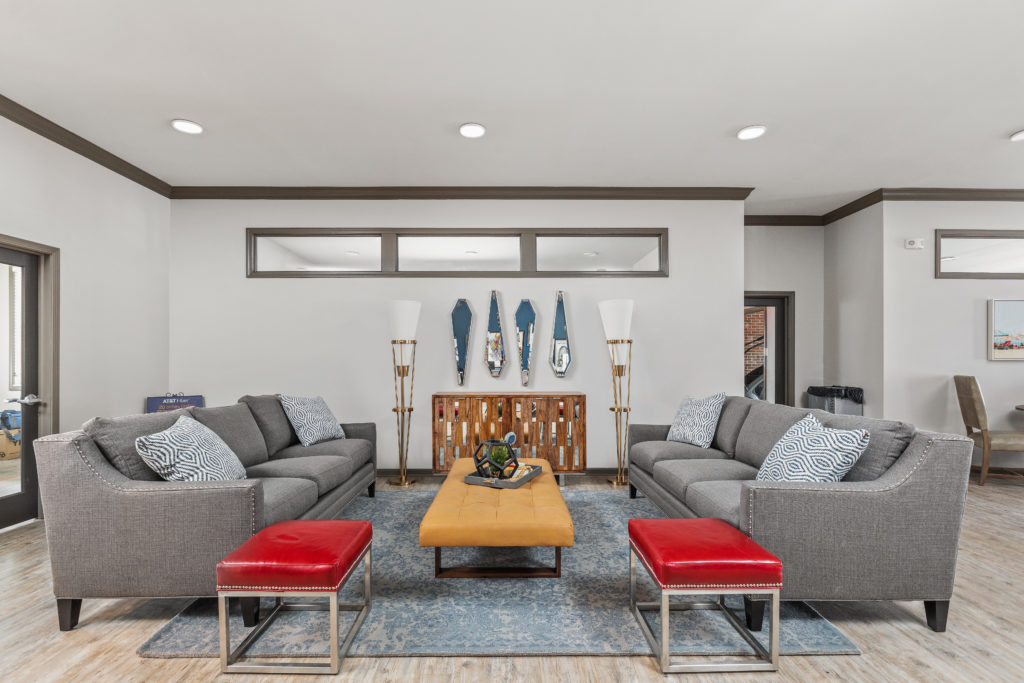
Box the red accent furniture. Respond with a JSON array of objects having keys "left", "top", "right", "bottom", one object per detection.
[
  {"left": 628, "top": 518, "right": 783, "bottom": 674},
  {"left": 216, "top": 520, "right": 372, "bottom": 675}
]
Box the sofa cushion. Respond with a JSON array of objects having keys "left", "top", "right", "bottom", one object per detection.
[
  {"left": 258, "top": 477, "right": 318, "bottom": 528},
  {"left": 733, "top": 402, "right": 809, "bottom": 468},
  {"left": 135, "top": 416, "right": 248, "bottom": 482},
  {"left": 711, "top": 396, "right": 755, "bottom": 456},
  {"left": 652, "top": 459, "right": 758, "bottom": 499},
  {"left": 246, "top": 455, "right": 354, "bottom": 496},
  {"left": 83, "top": 408, "right": 194, "bottom": 480},
  {"left": 274, "top": 438, "right": 374, "bottom": 470},
  {"left": 630, "top": 441, "right": 728, "bottom": 475},
  {"left": 667, "top": 393, "right": 726, "bottom": 448},
  {"left": 238, "top": 395, "right": 298, "bottom": 455},
  {"left": 756, "top": 413, "right": 869, "bottom": 483},
  {"left": 685, "top": 480, "right": 745, "bottom": 528},
  {"left": 814, "top": 411, "right": 914, "bottom": 482},
  {"left": 192, "top": 404, "right": 269, "bottom": 467}
]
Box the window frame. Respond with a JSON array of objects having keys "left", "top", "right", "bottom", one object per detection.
[{"left": 246, "top": 227, "right": 669, "bottom": 278}]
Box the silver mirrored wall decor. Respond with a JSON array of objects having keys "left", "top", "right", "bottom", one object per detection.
[
  {"left": 550, "top": 291, "right": 572, "bottom": 377},
  {"left": 515, "top": 299, "right": 537, "bottom": 385},
  {"left": 485, "top": 291, "right": 507, "bottom": 377},
  {"left": 451, "top": 299, "right": 473, "bottom": 385}
]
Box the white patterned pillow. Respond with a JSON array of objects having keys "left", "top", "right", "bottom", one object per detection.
[
  {"left": 757, "top": 413, "right": 870, "bottom": 483},
  {"left": 666, "top": 393, "right": 726, "bottom": 448},
  {"left": 135, "top": 416, "right": 247, "bottom": 482},
  {"left": 279, "top": 395, "right": 346, "bottom": 447}
]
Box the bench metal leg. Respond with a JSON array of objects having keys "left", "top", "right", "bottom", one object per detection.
[{"left": 434, "top": 546, "right": 562, "bottom": 578}]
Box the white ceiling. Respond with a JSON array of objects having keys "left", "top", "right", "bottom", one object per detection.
[{"left": 3, "top": 1, "right": 1024, "bottom": 214}]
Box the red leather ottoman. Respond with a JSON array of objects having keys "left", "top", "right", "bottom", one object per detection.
[
  {"left": 216, "top": 520, "right": 372, "bottom": 675},
  {"left": 628, "top": 518, "right": 782, "bottom": 673}
]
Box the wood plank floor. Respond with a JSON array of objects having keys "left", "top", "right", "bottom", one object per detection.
[{"left": 1, "top": 474, "right": 1020, "bottom": 682}]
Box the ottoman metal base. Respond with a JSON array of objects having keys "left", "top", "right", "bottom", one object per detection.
[
  {"left": 629, "top": 548, "right": 779, "bottom": 674},
  {"left": 218, "top": 545, "right": 371, "bottom": 675}
]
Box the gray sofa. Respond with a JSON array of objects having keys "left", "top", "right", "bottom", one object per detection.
[
  {"left": 628, "top": 397, "right": 973, "bottom": 632},
  {"left": 34, "top": 394, "right": 376, "bottom": 630}
]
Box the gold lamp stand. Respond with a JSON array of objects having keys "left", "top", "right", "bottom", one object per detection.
[
  {"left": 389, "top": 339, "right": 416, "bottom": 487},
  {"left": 607, "top": 339, "right": 632, "bottom": 487}
]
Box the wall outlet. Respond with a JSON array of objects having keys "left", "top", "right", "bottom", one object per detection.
[{"left": 904, "top": 238, "right": 926, "bottom": 250}]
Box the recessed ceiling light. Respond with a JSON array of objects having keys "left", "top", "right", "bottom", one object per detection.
[
  {"left": 345, "top": 250, "right": 360, "bottom": 256},
  {"left": 737, "top": 125, "right": 767, "bottom": 141},
  {"left": 1010, "top": 129, "right": 1024, "bottom": 142},
  {"left": 171, "top": 119, "right": 203, "bottom": 135},
  {"left": 583, "top": 251, "right": 599, "bottom": 256},
  {"left": 459, "top": 122, "right": 486, "bottom": 139},
  {"left": 465, "top": 249, "right": 479, "bottom": 255}
]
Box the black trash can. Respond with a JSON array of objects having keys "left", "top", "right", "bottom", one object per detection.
[{"left": 807, "top": 386, "right": 864, "bottom": 416}]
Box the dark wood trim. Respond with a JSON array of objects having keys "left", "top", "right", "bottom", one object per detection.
[
  {"left": 822, "top": 189, "right": 885, "bottom": 225},
  {"left": 173, "top": 186, "right": 754, "bottom": 200},
  {"left": 434, "top": 546, "right": 562, "bottom": 578},
  {"left": 885, "top": 188, "right": 1024, "bottom": 202},
  {"left": 0, "top": 95, "right": 172, "bottom": 197},
  {"left": 744, "top": 215, "right": 824, "bottom": 227},
  {"left": 935, "top": 229, "right": 1024, "bottom": 279}
]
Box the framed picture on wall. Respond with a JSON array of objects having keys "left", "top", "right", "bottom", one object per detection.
[{"left": 988, "top": 299, "right": 1024, "bottom": 360}]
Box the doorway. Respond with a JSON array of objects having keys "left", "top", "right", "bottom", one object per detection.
[
  {"left": 743, "top": 292, "right": 795, "bottom": 406},
  {"left": 0, "top": 236, "right": 58, "bottom": 529}
]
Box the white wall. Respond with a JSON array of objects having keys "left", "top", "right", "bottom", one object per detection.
[
  {"left": 882, "top": 201, "right": 1024, "bottom": 467},
  {"left": 823, "top": 204, "right": 885, "bottom": 417},
  {"left": 168, "top": 200, "right": 745, "bottom": 469},
  {"left": 744, "top": 225, "right": 825, "bottom": 406},
  {"left": 0, "top": 118, "right": 171, "bottom": 430}
]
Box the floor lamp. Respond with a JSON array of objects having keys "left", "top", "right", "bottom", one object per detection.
[
  {"left": 599, "top": 299, "right": 634, "bottom": 488},
  {"left": 389, "top": 300, "right": 421, "bottom": 487}
]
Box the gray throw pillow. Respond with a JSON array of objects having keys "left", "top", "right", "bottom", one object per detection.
[
  {"left": 278, "top": 395, "right": 346, "bottom": 447},
  {"left": 135, "top": 416, "right": 247, "bottom": 482},
  {"left": 667, "top": 393, "right": 726, "bottom": 448},
  {"left": 757, "top": 413, "right": 870, "bottom": 483}
]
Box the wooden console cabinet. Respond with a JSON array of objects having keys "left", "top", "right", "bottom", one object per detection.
[{"left": 431, "top": 392, "right": 586, "bottom": 474}]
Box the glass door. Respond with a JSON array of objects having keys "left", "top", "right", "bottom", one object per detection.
[
  {"left": 0, "top": 246, "right": 39, "bottom": 528},
  {"left": 743, "top": 293, "right": 793, "bottom": 406}
]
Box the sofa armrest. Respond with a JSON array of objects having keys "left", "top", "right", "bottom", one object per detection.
[
  {"left": 628, "top": 424, "right": 671, "bottom": 454},
  {"left": 740, "top": 432, "right": 972, "bottom": 601},
  {"left": 341, "top": 422, "right": 377, "bottom": 467},
  {"left": 35, "top": 432, "right": 263, "bottom": 598}
]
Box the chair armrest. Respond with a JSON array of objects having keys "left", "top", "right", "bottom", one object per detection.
[
  {"left": 35, "top": 432, "right": 263, "bottom": 598},
  {"left": 341, "top": 422, "right": 376, "bottom": 467},
  {"left": 628, "top": 424, "right": 671, "bottom": 454},
  {"left": 740, "top": 432, "right": 972, "bottom": 600}
]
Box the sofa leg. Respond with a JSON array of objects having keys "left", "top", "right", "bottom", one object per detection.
[
  {"left": 57, "top": 599, "right": 82, "bottom": 631},
  {"left": 925, "top": 600, "right": 949, "bottom": 632},
  {"left": 239, "top": 597, "right": 260, "bottom": 628},
  {"left": 367, "top": 482, "right": 375, "bottom": 498},
  {"left": 743, "top": 596, "right": 765, "bottom": 631},
  {"left": 629, "top": 484, "right": 637, "bottom": 499}
]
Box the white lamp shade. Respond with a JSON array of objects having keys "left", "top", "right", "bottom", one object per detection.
[
  {"left": 389, "top": 300, "right": 421, "bottom": 340},
  {"left": 598, "top": 299, "right": 634, "bottom": 341}
]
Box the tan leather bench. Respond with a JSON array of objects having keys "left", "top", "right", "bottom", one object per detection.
[{"left": 419, "top": 458, "right": 575, "bottom": 577}]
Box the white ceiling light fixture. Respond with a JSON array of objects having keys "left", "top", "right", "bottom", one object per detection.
[
  {"left": 583, "top": 251, "right": 599, "bottom": 256},
  {"left": 171, "top": 118, "right": 203, "bottom": 135},
  {"left": 737, "top": 124, "right": 767, "bottom": 141},
  {"left": 459, "top": 122, "right": 486, "bottom": 139},
  {"left": 1010, "top": 129, "right": 1024, "bottom": 142}
]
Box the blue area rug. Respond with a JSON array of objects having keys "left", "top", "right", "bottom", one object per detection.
[{"left": 138, "top": 490, "right": 858, "bottom": 657}]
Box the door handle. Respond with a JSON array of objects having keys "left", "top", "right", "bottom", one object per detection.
[{"left": 7, "top": 394, "right": 43, "bottom": 406}]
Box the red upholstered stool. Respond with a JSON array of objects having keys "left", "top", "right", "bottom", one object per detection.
[
  {"left": 216, "top": 520, "right": 372, "bottom": 674},
  {"left": 628, "top": 518, "right": 782, "bottom": 673}
]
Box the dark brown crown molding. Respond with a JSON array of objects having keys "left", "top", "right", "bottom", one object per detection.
[
  {"left": 882, "top": 187, "right": 1024, "bottom": 202},
  {"left": 170, "top": 186, "right": 754, "bottom": 200},
  {"left": 0, "top": 94, "right": 172, "bottom": 197},
  {"left": 744, "top": 215, "right": 824, "bottom": 226},
  {"left": 820, "top": 189, "right": 886, "bottom": 225}
]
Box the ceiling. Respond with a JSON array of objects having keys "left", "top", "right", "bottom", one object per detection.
[{"left": 3, "top": 1, "right": 1024, "bottom": 214}]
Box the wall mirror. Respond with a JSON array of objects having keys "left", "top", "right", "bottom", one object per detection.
[
  {"left": 936, "top": 230, "right": 1024, "bottom": 279},
  {"left": 550, "top": 291, "right": 571, "bottom": 377},
  {"left": 451, "top": 299, "right": 473, "bottom": 385},
  {"left": 253, "top": 234, "right": 383, "bottom": 273},
  {"left": 398, "top": 235, "right": 520, "bottom": 272},
  {"left": 536, "top": 234, "right": 664, "bottom": 273},
  {"left": 485, "top": 291, "right": 506, "bottom": 377},
  {"left": 515, "top": 299, "right": 536, "bottom": 385}
]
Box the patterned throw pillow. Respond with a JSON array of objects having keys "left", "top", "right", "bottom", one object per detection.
[
  {"left": 135, "top": 416, "right": 247, "bottom": 482},
  {"left": 757, "top": 413, "right": 870, "bottom": 483},
  {"left": 667, "top": 393, "right": 726, "bottom": 448},
  {"left": 278, "top": 395, "right": 346, "bottom": 447}
]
